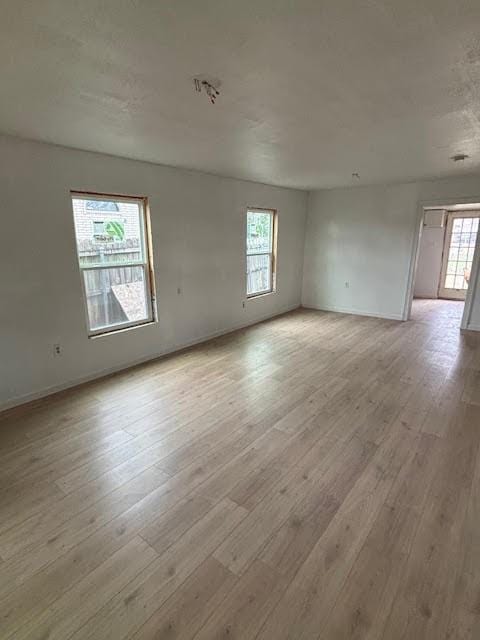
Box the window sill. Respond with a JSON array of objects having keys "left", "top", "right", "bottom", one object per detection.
[
  {"left": 246, "top": 290, "right": 276, "bottom": 301},
  {"left": 89, "top": 319, "right": 156, "bottom": 339}
]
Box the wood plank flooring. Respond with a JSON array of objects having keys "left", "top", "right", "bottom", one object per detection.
[{"left": 1, "top": 299, "right": 480, "bottom": 639}]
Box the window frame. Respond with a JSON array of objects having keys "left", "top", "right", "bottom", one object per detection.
[
  {"left": 245, "top": 207, "right": 277, "bottom": 299},
  {"left": 71, "top": 191, "right": 157, "bottom": 338}
]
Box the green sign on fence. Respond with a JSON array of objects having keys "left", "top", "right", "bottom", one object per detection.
[
  {"left": 105, "top": 221, "right": 125, "bottom": 241},
  {"left": 93, "top": 220, "right": 125, "bottom": 242}
]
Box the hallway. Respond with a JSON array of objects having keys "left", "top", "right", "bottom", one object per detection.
[{"left": 411, "top": 297, "right": 465, "bottom": 327}]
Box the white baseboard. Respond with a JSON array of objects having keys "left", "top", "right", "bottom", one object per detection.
[
  {"left": 301, "top": 302, "right": 403, "bottom": 322},
  {"left": 0, "top": 303, "right": 300, "bottom": 413},
  {"left": 465, "top": 323, "right": 480, "bottom": 332}
]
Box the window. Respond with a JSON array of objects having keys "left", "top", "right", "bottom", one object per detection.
[
  {"left": 246, "top": 208, "right": 276, "bottom": 297},
  {"left": 71, "top": 193, "right": 156, "bottom": 336}
]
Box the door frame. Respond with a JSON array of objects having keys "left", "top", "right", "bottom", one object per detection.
[
  {"left": 403, "top": 196, "right": 480, "bottom": 330},
  {"left": 438, "top": 210, "right": 480, "bottom": 301}
]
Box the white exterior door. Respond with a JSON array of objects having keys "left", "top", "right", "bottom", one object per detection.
[{"left": 438, "top": 212, "right": 480, "bottom": 300}]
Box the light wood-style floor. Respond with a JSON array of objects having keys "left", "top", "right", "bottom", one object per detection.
[{"left": 1, "top": 299, "right": 480, "bottom": 640}]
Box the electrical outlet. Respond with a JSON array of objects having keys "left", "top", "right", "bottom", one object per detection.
[
  {"left": 242, "top": 301, "right": 246, "bottom": 308},
  {"left": 345, "top": 281, "right": 350, "bottom": 288},
  {"left": 53, "top": 343, "right": 62, "bottom": 357}
]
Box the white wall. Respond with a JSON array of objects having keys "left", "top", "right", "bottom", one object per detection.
[
  {"left": 302, "top": 184, "right": 419, "bottom": 320},
  {"left": 302, "top": 175, "right": 480, "bottom": 324},
  {"left": 0, "top": 135, "right": 307, "bottom": 409},
  {"left": 414, "top": 226, "right": 444, "bottom": 299}
]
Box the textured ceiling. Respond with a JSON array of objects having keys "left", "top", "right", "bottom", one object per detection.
[{"left": 1, "top": 0, "right": 480, "bottom": 189}]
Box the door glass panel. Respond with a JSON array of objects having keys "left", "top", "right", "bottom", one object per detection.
[
  {"left": 445, "top": 275, "right": 455, "bottom": 288},
  {"left": 449, "top": 247, "right": 459, "bottom": 261},
  {"left": 442, "top": 216, "right": 478, "bottom": 293}
]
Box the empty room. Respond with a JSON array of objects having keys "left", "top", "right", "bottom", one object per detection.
[{"left": 1, "top": 2, "right": 480, "bottom": 639}]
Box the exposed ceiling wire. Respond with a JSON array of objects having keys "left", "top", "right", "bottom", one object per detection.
[{"left": 194, "top": 78, "right": 220, "bottom": 104}]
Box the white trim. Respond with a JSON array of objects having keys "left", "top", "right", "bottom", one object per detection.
[
  {"left": 465, "top": 323, "right": 480, "bottom": 332},
  {"left": 0, "top": 303, "right": 300, "bottom": 412},
  {"left": 246, "top": 208, "right": 276, "bottom": 298},
  {"left": 462, "top": 223, "right": 480, "bottom": 330},
  {"left": 403, "top": 203, "right": 425, "bottom": 321},
  {"left": 302, "top": 303, "right": 403, "bottom": 321},
  {"left": 71, "top": 193, "right": 155, "bottom": 337},
  {"left": 71, "top": 191, "right": 146, "bottom": 205}
]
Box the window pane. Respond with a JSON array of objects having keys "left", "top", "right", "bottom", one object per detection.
[
  {"left": 247, "top": 254, "right": 272, "bottom": 296},
  {"left": 72, "top": 197, "right": 145, "bottom": 267},
  {"left": 446, "top": 261, "right": 457, "bottom": 275},
  {"left": 450, "top": 232, "right": 461, "bottom": 247},
  {"left": 449, "top": 247, "right": 459, "bottom": 261},
  {"left": 444, "top": 274, "right": 455, "bottom": 289},
  {"left": 246, "top": 211, "right": 273, "bottom": 255},
  {"left": 454, "top": 274, "right": 466, "bottom": 289},
  {"left": 455, "top": 260, "right": 467, "bottom": 275},
  {"left": 460, "top": 232, "right": 471, "bottom": 247},
  {"left": 83, "top": 266, "right": 149, "bottom": 331}
]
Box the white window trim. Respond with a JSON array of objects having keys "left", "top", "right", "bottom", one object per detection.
[
  {"left": 246, "top": 207, "right": 277, "bottom": 298},
  {"left": 71, "top": 192, "right": 156, "bottom": 337}
]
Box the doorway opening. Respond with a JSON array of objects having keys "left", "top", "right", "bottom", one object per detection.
[{"left": 409, "top": 203, "right": 480, "bottom": 330}]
